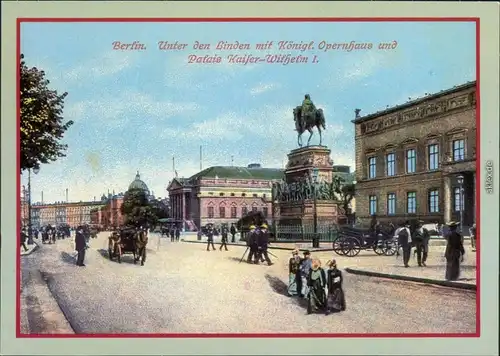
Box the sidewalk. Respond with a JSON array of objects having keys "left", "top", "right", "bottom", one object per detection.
[
  {"left": 20, "top": 240, "right": 39, "bottom": 256},
  {"left": 343, "top": 247, "right": 477, "bottom": 291},
  {"left": 180, "top": 233, "right": 335, "bottom": 251}
]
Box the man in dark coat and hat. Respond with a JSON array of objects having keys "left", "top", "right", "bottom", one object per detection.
[
  {"left": 413, "top": 220, "right": 431, "bottom": 267},
  {"left": 246, "top": 225, "right": 258, "bottom": 263},
  {"left": 255, "top": 224, "right": 273, "bottom": 265},
  {"left": 396, "top": 221, "right": 412, "bottom": 268},
  {"left": 230, "top": 223, "right": 237, "bottom": 243},
  {"left": 135, "top": 227, "right": 148, "bottom": 266},
  {"left": 444, "top": 221, "right": 465, "bottom": 281},
  {"left": 75, "top": 226, "right": 87, "bottom": 267},
  {"left": 219, "top": 226, "right": 229, "bottom": 251},
  {"left": 206, "top": 225, "right": 216, "bottom": 251}
]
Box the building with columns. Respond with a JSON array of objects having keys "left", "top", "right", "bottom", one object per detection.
[
  {"left": 353, "top": 81, "right": 476, "bottom": 226},
  {"left": 167, "top": 164, "right": 284, "bottom": 231}
]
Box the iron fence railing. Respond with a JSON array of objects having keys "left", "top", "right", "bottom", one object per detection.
[{"left": 274, "top": 224, "right": 339, "bottom": 242}]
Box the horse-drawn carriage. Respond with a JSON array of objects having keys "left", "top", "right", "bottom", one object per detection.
[
  {"left": 332, "top": 225, "right": 397, "bottom": 257},
  {"left": 107, "top": 226, "right": 148, "bottom": 265}
]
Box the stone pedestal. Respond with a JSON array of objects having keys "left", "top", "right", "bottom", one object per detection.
[
  {"left": 278, "top": 200, "right": 339, "bottom": 226},
  {"left": 277, "top": 145, "right": 341, "bottom": 225},
  {"left": 285, "top": 145, "right": 334, "bottom": 183}
]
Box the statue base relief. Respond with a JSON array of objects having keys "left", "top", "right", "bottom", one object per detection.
[
  {"left": 285, "top": 145, "right": 334, "bottom": 184},
  {"left": 275, "top": 144, "right": 341, "bottom": 226},
  {"left": 278, "top": 199, "right": 339, "bottom": 226}
]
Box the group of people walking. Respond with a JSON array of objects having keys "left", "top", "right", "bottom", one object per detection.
[
  {"left": 245, "top": 224, "right": 273, "bottom": 265},
  {"left": 162, "top": 226, "right": 181, "bottom": 242},
  {"left": 288, "top": 250, "right": 346, "bottom": 315},
  {"left": 394, "top": 219, "right": 469, "bottom": 281}
]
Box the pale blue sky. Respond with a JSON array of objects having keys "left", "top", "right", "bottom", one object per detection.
[{"left": 20, "top": 21, "right": 476, "bottom": 203}]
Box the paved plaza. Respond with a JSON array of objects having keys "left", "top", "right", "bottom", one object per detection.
[{"left": 20, "top": 232, "right": 476, "bottom": 334}]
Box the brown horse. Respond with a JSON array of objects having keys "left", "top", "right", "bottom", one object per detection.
[{"left": 293, "top": 106, "right": 326, "bottom": 147}]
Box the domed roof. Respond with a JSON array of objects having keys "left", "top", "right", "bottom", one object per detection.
[{"left": 129, "top": 171, "right": 150, "bottom": 194}]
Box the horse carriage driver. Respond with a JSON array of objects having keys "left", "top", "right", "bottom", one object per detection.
[{"left": 108, "top": 231, "right": 122, "bottom": 257}]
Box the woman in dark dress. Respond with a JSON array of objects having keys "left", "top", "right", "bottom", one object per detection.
[
  {"left": 287, "top": 249, "right": 301, "bottom": 296},
  {"left": 444, "top": 221, "right": 465, "bottom": 281},
  {"left": 306, "top": 259, "right": 327, "bottom": 314},
  {"left": 325, "top": 259, "right": 346, "bottom": 315}
]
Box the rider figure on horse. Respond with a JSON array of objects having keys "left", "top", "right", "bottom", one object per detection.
[{"left": 301, "top": 94, "right": 317, "bottom": 130}]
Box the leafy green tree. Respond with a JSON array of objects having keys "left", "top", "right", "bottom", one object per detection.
[
  {"left": 120, "top": 188, "right": 158, "bottom": 228},
  {"left": 333, "top": 176, "right": 356, "bottom": 215},
  {"left": 20, "top": 54, "right": 73, "bottom": 171},
  {"left": 149, "top": 199, "right": 170, "bottom": 219}
]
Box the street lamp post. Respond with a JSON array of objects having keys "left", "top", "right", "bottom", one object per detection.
[
  {"left": 27, "top": 167, "right": 40, "bottom": 245},
  {"left": 457, "top": 174, "right": 464, "bottom": 233},
  {"left": 311, "top": 168, "right": 319, "bottom": 248}
]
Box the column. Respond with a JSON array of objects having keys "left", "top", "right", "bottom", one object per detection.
[
  {"left": 174, "top": 195, "right": 178, "bottom": 220},
  {"left": 443, "top": 175, "right": 452, "bottom": 223},
  {"left": 181, "top": 193, "right": 186, "bottom": 221}
]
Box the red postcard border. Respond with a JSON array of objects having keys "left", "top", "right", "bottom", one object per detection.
[{"left": 15, "top": 17, "right": 481, "bottom": 339}]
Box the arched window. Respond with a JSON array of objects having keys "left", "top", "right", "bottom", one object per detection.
[
  {"left": 207, "top": 201, "right": 215, "bottom": 219},
  {"left": 219, "top": 202, "right": 226, "bottom": 219}
]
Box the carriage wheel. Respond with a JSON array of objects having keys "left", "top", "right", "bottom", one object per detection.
[
  {"left": 382, "top": 240, "right": 397, "bottom": 256},
  {"left": 341, "top": 237, "right": 361, "bottom": 257},
  {"left": 373, "top": 242, "right": 386, "bottom": 255},
  {"left": 332, "top": 238, "right": 345, "bottom": 256}
]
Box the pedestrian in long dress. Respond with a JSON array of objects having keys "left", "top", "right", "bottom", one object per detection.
[
  {"left": 325, "top": 259, "right": 346, "bottom": 315},
  {"left": 306, "top": 259, "right": 327, "bottom": 314},
  {"left": 175, "top": 227, "right": 180, "bottom": 242},
  {"left": 287, "top": 249, "right": 301, "bottom": 296},
  {"left": 299, "top": 250, "right": 312, "bottom": 298},
  {"left": 444, "top": 221, "right": 465, "bottom": 281}
]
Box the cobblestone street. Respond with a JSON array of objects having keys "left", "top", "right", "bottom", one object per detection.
[{"left": 20, "top": 232, "right": 476, "bottom": 334}]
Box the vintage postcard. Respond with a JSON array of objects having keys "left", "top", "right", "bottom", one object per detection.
[{"left": 2, "top": 1, "right": 499, "bottom": 356}]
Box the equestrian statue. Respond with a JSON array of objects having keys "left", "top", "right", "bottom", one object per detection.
[{"left": 293, "top": 94, "right": 326, "bottom": 147}]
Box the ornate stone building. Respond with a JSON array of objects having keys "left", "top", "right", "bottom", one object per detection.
[
  {"left": 31, "top": 200, "right": 103, "bottom": 228},
  {"left": 167, "top": 164, "right": 284, "bottom": 231},
  {"left": 353, "top": 81, "right": 476, "bottom": 226}
]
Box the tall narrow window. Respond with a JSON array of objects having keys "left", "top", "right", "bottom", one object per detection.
[
  {"left": 207, "top": 206, "right": 214, "bottom": 218},
  {"left": 406, "top": 149, "right": 416, "bottom": 173},
  {"left": 406, "top": 192, "right": 417, "bottom": 214},
  {"left": 386, "top": 153, "right": 396, "bottom": 176},
  {"left": 428, "top": 189, "right": 439, "bottom": 213},
  {"left": 252, "top": 206, "right": 258, "bottom": 213},
  {"left": 369, "top": 195, "right": 377, "bottom": 215},
  {"left": 428, "top": 144, "right": 439, "bottom": 170},
  {"left": 452, "top": 139, "right": 465, "bottom": 161},
  {"left": 219, "top": 206, "right": 226, "bottom": 218},
  {"left": 387, "top": 193, "right": 396, "bottom": 215},
  {"left": 230, "top": 206, "right": 237, "bottom": 218},
  {"left": 368, "top": 157, "right": 377, "bottom": 178},
  {"left": 241, "top": 206, "right": 248, "bottom": 216},
  {"left": 262, "top": 207, "right": 268, "bottom": 218}
]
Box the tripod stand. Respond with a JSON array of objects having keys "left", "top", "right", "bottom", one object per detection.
[{"left": 239, "top": 246, "right": 249, "bottom": 263}]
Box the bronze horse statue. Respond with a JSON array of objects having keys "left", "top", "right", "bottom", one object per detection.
[{"left": 293, "top": 106, "right": 326, "bottom": 147}]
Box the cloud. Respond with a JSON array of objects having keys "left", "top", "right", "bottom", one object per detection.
[
  {"left": 65, "top": 51, "right": 135, "bottom": 82},
  {"left": 249, "top": 83, "right": 280, "bottom": 96},
  {"left": 65, "top": 90, "right": 200, "bottom": 128}
]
